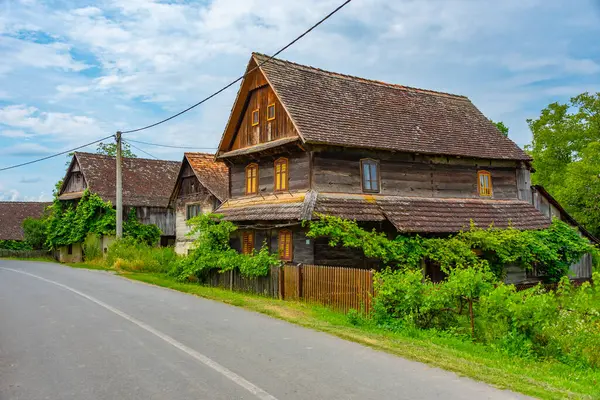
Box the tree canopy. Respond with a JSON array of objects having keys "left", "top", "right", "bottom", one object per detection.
[
  {"left": 490, "top": 120, "right": 509, "bottom": 137},
  {"left": 97, "top": 141, "right": 137, "bottom": 158},
  {"left": 527, "top": 92, "right": 600, "bottom": 237}
]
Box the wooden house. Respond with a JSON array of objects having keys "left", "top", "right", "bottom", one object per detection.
[
  {"left": 0, "top": 201, "right": 50, "bottom": 244},
  {"left": 168, "top": 153, "right": 228, "bottom": 255},
  {"left": 214, "top": 53, "right": 552, "bottom": 272},
  {"left": 57, "top": 152, "right": 180, "bottom": 261}
]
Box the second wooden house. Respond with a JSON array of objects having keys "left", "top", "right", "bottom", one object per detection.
[
  {"left": 168, "top": 152, "right": 228, "bottom": 255},
  {"left": 58, "top": 152, "right": 180, "bottom": 261},
  {"left": 214, "top": 53, "right": 551, "bottom": 272}
]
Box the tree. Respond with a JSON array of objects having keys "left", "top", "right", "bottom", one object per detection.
[
  {"left": 490, "top": 120, "right": 509, "bottom": 137},
  {"left": 96, "top": 141, "right": 136, "bottom": 158},
  {"left": 23, "top": 217, "right": 49, "bottom": 250},
  {"left": 527, "top": 92, "right": 600, "bottom": 237}
]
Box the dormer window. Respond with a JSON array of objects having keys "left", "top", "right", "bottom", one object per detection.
[
  {"left": 478, "top": 170, "right": 492, "bottom": 196},
  {"left": 245, "top": 163, "right": 258, "bottom": 195},
  {"left": 251, "top": 109, "right": 259, "bottom": 126},
  {"left": 267, "top": 104, "right": 275, "bottom": 121},
  {"left": 361, "top": 159, "right": 380, "bottom": 193}
]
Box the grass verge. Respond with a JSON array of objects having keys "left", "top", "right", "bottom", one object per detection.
[{"left": 119, "top": 271, "right": 599, "bottom": 400}]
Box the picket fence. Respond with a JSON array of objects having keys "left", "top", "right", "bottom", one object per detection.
[
  {"left": 0, "top": 249, "right": 51, "bottom": 259},
  {"left": 205, "top": 264, "right": 374, "bottom": 314}
]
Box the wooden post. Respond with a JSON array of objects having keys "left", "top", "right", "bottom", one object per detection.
[
  {"left": 297, "top": 265, "right": 303, "bottom": 299},
  {"left": 229, "top": 269, "right": 234, "bottom": 291},
  {"left": 278, "top": 266, "right": 284, "bottom": 299},
  {"left": 115, "top": 131, "right": 123, "bottom": 238}
]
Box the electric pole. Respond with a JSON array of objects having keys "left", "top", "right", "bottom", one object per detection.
[{"left": 116, "top": 131, "right": 123, "bottom": 238}]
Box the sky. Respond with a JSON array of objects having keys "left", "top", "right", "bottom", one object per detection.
[{"left": 1, "top": 0, "right": 599, "bottom": 201}]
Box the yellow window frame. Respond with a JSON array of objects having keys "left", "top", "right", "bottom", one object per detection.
[
  {"left": 251, "top": 109, "right": 259, "bottom": 126},
  {"left": 267, "top": 103, "right": 276, "bottom": 121},
  {"left": 478, "top": 170, "right": 492, "bottom": 197},
  {"left": 245, "top": 163, "right": 259, "bottom": 195},
  {"left": 274, "top": 157, "right": 288, "bottom": 192}
]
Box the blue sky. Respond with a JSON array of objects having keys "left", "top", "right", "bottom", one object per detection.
[{"left": 1, "top": 0, "right": 599, "bottom": 201}]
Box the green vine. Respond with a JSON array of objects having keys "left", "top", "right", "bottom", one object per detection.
[
  {"left": 306, "top": 215, "right": 599, "bottom": 282},
  {"left": 170, "top": 213, "right": 280, "bottom": 280}
]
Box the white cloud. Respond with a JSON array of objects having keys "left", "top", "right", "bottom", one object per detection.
[
  {"left": 0, "top": 104, "right": 106, "bottom": 140},
  {"left": 0, "top": 129, "right": 30, "bottom": 138}
]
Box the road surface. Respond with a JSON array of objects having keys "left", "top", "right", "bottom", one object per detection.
[{"left": 0, "top": 260, "right": 528, "bottom": 399}]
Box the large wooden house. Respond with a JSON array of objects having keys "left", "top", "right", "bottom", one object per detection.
[
  {"left": 58, "top": 152, "right": 180, "bottom": 261},
  {"left": 168, "top": 153, "right": 228, "bottom": 255},
  {"left": 214, "top": 53, "right": 552, "bottom": 269}
]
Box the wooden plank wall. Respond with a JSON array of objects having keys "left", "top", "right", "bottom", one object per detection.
[
  {"left": 229, "top": 151, "right": 310, "bottom": 198},
  {"left": 313, "top": 151, "right": 519, "bottom": 199},
  {"left": 231, "top": 84, "right": 298, "bottom": 150}
]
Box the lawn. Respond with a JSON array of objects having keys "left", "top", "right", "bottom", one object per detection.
[{"left": 115, "top": 271, "right": 599, "bottom": 400}]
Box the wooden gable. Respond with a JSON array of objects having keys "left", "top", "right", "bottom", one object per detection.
[
  {"left": 218, "top": 57, "right": 300, "bottom": 154},
  {"left": 61, "top": 158, "right": 87, "bottom": 194}
]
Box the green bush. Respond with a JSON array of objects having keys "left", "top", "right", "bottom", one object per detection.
[
  {"left": 374, "top": 268, "right": 600, "bottom": 368},
  {"left": 23, "top": 216, "right": 49, "bottom": 250},
  {"left": 0, "top": 240, "right": 32, "bottom": 250},
  {"left": 105, "top": 238, "right": 178, "bottom": 273},
  {"left": 170, "top": 213, "right": 280, "bottom": 281},
  {"left": 82, "top": 233, "right": 103, "bottom": 261}
]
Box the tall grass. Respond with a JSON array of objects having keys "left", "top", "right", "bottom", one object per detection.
[{"left": 105, "top": 238, "right": 179, "bottom": 273}]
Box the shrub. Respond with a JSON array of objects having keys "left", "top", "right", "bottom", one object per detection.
[
  {"left": 82, "top": 233, "right": 103, "bottom": 261},
  {"left": 170, "top": 213, "right": 280, "bottom": 281},
  {"left": 23, "top": 216, "right": 49, "bottom": 250},
  {"left": 105, "top": 238, "right": 178, "bottom": 273}
]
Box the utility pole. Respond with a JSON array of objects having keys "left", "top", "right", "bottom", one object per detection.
[{"left": 115, "top": 131, "right": 123, "bottom": 238}]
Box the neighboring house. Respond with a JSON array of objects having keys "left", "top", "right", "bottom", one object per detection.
[
  {"left": 168, "top": 153, "right": 228, "bottom": 255},
  {"left": 0, "top": 201, "right": 51, "bottom": 244},
  {"left": 57, "top": 152, "right": 180, "bottom": 261},
  {"left": 529, "top": 185, "right": 598, "bottom": 281},
  {"left": 214, "top": 53, "right": 550, "bottom": 273}
]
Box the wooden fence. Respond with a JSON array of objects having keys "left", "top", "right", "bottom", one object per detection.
[
  {"left": 204, "top": 264, "right": 374, "bottom": 314},
  {"left": 0, "top": 249, "right": 52, "bottom": 259}
]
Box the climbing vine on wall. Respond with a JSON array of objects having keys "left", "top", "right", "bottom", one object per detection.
[{"left": 306, "top": 214, "right": 598, "bottom": 282}]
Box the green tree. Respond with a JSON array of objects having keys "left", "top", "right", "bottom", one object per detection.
[
  {"left": 96, "top": 141, "right": 137, "bottom": 158},
  {"left": 23, "top": 216, "right": 49, "bottom": 250},
  {"left": 527, "top": 92, "right": 600, "bottom": 237},
  {"left": 490, "top": 120, "right": 509, "bottom": 137}
]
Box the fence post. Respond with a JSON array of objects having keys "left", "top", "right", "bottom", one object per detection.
[
  {"left": 229, "top": 269, "right": 234, "bottom": 291},
  {"left": 279, "top": 265, "right": 285, "bottom": 300},
  {"left": 297, "top": 265, "right": 303, "bottom": 299}
]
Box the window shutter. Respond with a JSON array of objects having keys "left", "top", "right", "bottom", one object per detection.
[{"left": 278, "top": 230, "right": 292, "bottom": 261}]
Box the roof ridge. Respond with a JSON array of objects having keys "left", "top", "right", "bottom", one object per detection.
[
  {"left": 184, "top": 152, "right": 217, "bottom": 157},
  {"left": 75, "top": 151, "right": 180, "bottom": 164},
  {"left": 252, "top": 52, "right": 469, "bottom": 100},
  {"left": 0, "top": 201, "right": 51, "bottom": 204}
]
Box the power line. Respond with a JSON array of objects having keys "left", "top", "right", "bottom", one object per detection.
[
  {"left": 0, "top": 135, "right": 114, "bottom": 172},
  {"left": 120, "top": 0, "right": 352, "bottom": 134},
  {"left": 123, "top": 139, "right": 159, "bottom": 159},
  {"left": 125, "top": 138, "right": 217, "bottom": 150}
]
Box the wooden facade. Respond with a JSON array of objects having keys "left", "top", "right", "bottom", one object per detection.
[{"left": 214, "top": 53, "right": 584, "bottom": 281}]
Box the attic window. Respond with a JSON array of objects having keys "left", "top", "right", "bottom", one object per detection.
[
  {"left": 478, "top": 170, "right": 492, "bottom": 196},
  {"left": 251, "top": 109, "right": 259, "bottom": 126},
  {"left": 267, "top": 104, "right": 275, "bottom": 121}
]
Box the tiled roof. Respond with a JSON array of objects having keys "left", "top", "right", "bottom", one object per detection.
[
  {"left": 184, "top": 153, "right": 228, "bottom": 201},
  {"left": 315, "top": 194, "right": 550, "bottom": 232},
  {"left": 254, "top": 53, "right": 530, "bottom": 161},
  {"left": 67, "top": 152, "right": 180, "bottom": 208},
  {"left": 0, "top": 202, "right": 51, "bottom": 240},
  {"left": 217, "top": 192, "right": 306, "bottom": 221}
]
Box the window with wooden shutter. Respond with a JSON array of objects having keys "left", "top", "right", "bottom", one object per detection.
[
  {"left": 242, "top": 231, "right": 254, "bottom": 255},
  {"left": 360, "top": 159, "right": 380, "bottom": 193},
  {"left": 274, "top": 157, "right": 288, "bottom": 192},
  {"left": 478, "top": 170, "right": 492, "bottom": 196},
  {"left": 186, "top": 204, "right": 202, "bottom": 220},
  {"left": 251, "top": 109, "right": 259, "bottom": 126},
  {"left": 278, "top": 229, "right": 292, "bottom": 261},
  {"left": 267, "top": 104, "right": 275, "bottom": 121},
  {"left": 245, "top": 163, "right": 258, "bottom": 195}
]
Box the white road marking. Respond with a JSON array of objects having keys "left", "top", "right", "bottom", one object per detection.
[{"left": 1, "top": 267, "right": 278, "bottom": 400}]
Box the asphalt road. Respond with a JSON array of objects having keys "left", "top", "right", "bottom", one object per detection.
[{"left": 0, "top": 260, "right": 529, "bottom": 400}]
